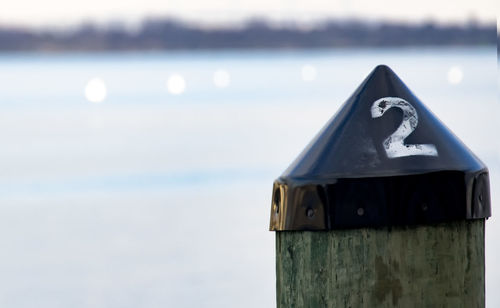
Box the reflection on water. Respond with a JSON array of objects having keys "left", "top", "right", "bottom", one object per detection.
[
  {"left": 84, "top": 77, "right": 108, "bottom": 103},
  {"left": 301, "top": 64, "right": 317, "bottom": 82},
  {"left": 0, "top": 47, "right": 497, "bottom": 307},
  {"left": 212, "top": 69, "right": 231, "bottom": 88},
  {"left": 166, "top": 73, "right": 187, "bottom": 95},
  {"left": 447, "top": 65, "right": 464, "bottom": 85}
]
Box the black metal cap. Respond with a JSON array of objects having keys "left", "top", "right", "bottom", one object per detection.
[{"left": 270, "top": 65, "right": 491, "bottom": 231}]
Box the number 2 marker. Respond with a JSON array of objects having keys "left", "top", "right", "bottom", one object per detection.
[{"left": 371, "top": 97, "right": 438, "bottom": 158}]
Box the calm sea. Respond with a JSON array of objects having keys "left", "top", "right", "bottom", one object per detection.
[{"left": 0, "top": 47, "right": 498, "bottom": 307}]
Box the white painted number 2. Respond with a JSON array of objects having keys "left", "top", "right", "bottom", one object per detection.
[{"left": 370, "top": 97, "right": 438, "bottom": 158}]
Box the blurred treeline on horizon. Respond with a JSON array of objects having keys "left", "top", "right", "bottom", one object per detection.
[{"left": 0, "top": 17, "right": 497, "bottom": 52}]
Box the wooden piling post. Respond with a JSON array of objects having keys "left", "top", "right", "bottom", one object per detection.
[
  {"left": 270, "top": 65, "right": 490, "bottom": 307},
  {"left": 276, "top": 220, "right": 484, "bottom": 307}
]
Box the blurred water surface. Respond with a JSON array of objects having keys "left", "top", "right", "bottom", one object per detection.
[{"left": 0, "top": 47, "right": 498, "bottom": 307}]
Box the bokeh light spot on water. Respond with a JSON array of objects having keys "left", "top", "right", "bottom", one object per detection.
[
  {"left": 301, "top": 64, "right": 317, "bottom": 82},
  {"left": 447, "top": 66, "right": 464, "bottom": 85},
  {"left": 213, "top": 69, "right": 231, "bottom": 88},
  {"left": 167, "top": 74, "right": 187, "bottom": 95},
  {"left": 84, "top": 77, "right": 107, "bottom": 103}
]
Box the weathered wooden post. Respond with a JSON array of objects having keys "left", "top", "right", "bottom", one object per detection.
[{"left": 270, "top": 65, "right": 491, "bottom": 307}]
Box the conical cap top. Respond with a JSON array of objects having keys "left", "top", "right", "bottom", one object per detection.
[{"left": 282, "top": 65, "right": 485, "bottom": 180}]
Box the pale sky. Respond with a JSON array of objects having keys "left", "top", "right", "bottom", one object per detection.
[{"left": 0, "top": 0, "right": 497, "bottom": 28}]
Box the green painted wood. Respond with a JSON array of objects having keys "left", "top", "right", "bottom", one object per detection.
[{"left": 276, "top": 220, "right": 484, "bottom": 308}]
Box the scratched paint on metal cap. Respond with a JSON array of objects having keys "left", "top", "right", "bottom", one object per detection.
[{"left": 270, "top": 65, "right": 491, "bottom": 231}]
